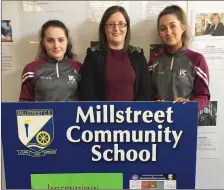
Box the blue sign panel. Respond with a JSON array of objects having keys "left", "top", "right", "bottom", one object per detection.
[{"left": 2, "top": 102, "right": 198, "bottom": 189}]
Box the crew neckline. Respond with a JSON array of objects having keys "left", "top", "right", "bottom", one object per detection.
[{"left": 109, "top": 48, "right": 127, "bottom": 59}]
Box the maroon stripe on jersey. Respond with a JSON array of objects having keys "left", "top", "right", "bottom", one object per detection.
[{"left": 184, "top": 49, "right": 210, "bottom": 110}]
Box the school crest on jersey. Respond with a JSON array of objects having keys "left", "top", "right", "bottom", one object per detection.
[
  {"left": 180, "top": 70, "right": 187, "bottom": 78},
  {"left": 68, "top": 75, "right": 76, "bottom": 82},
  {"left": 16, "top": 109, "right": 57, "bottom": 157}
]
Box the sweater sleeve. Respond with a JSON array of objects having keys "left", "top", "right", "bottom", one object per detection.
[
  {"left": 135, "top": 49, "right": 151, "bottom": 101},
  {"left": 192, "top": 54, "right": 210, "bottom": 111},
  {"left": 19, "top": 65, "right": 35, "bottom": 102},
  {"left": 78, "top": 48, "right": 99, "bottom": 101}
]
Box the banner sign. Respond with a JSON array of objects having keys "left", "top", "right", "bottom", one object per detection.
[{"left": 2, "top": 102, "right": 198, "bottom": 189}]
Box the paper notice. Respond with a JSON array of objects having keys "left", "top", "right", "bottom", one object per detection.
[
  {"left": 22, "top": 1, "right": 65, "bottom": 12},
  {"left": 197, "top": 132, "right": 219, "bottom": 159},
  {"left": 87, "top": 1, "right": 130, "bottom": 23},
  {"left": 191, "top": 41, "right": 224, "bottom": 70},
  {"left": 141, "top": 1, "right": 187, "bottom": 21},
  {"left": 2, "top": 46, "right": 13, "bottom": 72}
]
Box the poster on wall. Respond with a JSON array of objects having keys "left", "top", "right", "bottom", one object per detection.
[
  {"left": 190, "top": 40, "right": 224, "bottom": 70},
  {"left": 87, "top": 1, "right": 130, "bottom": 23},
  {"left": 198, "top": 101, "right": 218, "bottom": 127},
  {"left": 2, "top": 46, "right": 13, "bottom": 72},
  {"left": 197, "top": 132, "right": 220, "bottom": 159},
  {"left": 22, "top": 1, "right": 66, "bottom": 12},
  {"left": 2, "top": 20, "right": 14, "bottom": 72},
  {"left": 197, "top": 101, "right": 220, "bottom": 159},
  {"left": 1, "top": 20, "right": 13, "bottom": 43},
  {"left": 192, "top": 12, "right": 224, "bottom": 39},
  {"left": 141, "top": 1, "right": 187, "bottom": 21}
]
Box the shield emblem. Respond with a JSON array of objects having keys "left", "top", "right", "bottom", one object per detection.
[{"left": 16, "top": 109, "right": 54, "bottom": 152}]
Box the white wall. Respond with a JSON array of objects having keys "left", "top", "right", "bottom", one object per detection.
[
  {"left": 188, "top": 1, "right": 224, "bottom": 189},
  {"left": 2, "top": 1, "right": 224, "bottom": 189}
]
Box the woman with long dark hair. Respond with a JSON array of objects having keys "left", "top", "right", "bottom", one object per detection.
[
  {"left": 19, "top": 20, "right": 82, "bottom": 101},
  {"left": 79, "top": 6, "right": 151, "bottom": 101},
  {"left": 148, "top": 5, "right": 210, "bottom": 110}
]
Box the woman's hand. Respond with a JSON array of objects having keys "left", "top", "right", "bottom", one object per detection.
[{"left": 173, "top": 97, "right": 190, "bottom": 104}]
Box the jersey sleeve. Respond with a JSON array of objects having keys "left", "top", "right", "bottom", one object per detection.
[
  {"left": 19, "top": 64, "right": 35, "bottom": 101},
  {"left": 192, "top": 54, "right": 210, "bottom": 111}
]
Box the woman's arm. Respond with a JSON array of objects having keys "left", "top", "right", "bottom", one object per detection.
[
  {"left": 192, "top": 54, "right": 210, "bottom": 111},
  {"left": 135, "top": 49, "right": 152, "bottom": 101},
  {"left": 19, "top": 65, "right": 35, "bottom": 101}
]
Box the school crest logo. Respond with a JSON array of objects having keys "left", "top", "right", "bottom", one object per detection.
[
  {"left": 180, "top": 70, "right": 187, "bottom": 78},
  {"left": 16, "top": 109, "right": 57, "bottom": 157},
  {"left": 68, "top": 75, "right": 76, "bottom": 82}
]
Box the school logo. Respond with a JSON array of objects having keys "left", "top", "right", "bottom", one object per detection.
[
  {"left": 180, "top": 69, "right": 187, "bottom": 78},
  {"left": 16, "top": 109, "right": 57, "bottom": 157},
  {"left": 132, "top": 174, "right": 139, "bottom": 180},
  {"left": 168, "top": 174, "right": 173, "bottom": 180},
  {"left": 68, "top": 75, "right": 76, "bottom": 82}
]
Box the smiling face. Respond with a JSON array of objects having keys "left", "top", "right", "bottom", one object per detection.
[
  {"left": 43, "top": 27, "right": 68, "bottom": 60},
  {"left": 105, "top": 11, "right": 127, "bottom": 49},
  {"left": 211, "top": 15, "right": 219, "bottom": 25},
  {"left": 158, "top": 14, "right": 185, "bottom": 50}
]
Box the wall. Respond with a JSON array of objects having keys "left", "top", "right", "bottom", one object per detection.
[{"left": 188, "top": 1, "right": 224, "bottom": 189}]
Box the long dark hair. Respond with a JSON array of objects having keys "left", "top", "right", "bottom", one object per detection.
[
  {"left": 157, "top": 5, "right": 192, "bottom": 47},
  {"left": 99, "top": 6, "right": 131, "bottom": 54},
  {"left": 37, "top": 20, "right": 76, "bottom": 59}
]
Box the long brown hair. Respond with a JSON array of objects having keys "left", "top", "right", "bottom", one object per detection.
[
  {"left": 157, "top": 5, "right": 192, "bottom": 47},
  {"left": 99, "top": 6, "right": 131, "bottom": 54},
  {"left": 36, "top": 20, "right": 76, "bottom": 60}
]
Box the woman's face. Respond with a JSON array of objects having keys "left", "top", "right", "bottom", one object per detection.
[
  {"left": 211, "top": 16, "right": 219, "bottom": 25},
  {"left": 43, "top": 27, "right": 68, "bottom": 60},
  {"left": 105, "top": 11, "right": 127, "bottom": 48},
  {"left": 158, "top": 14, "right": 185, "bottom": 48}
]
